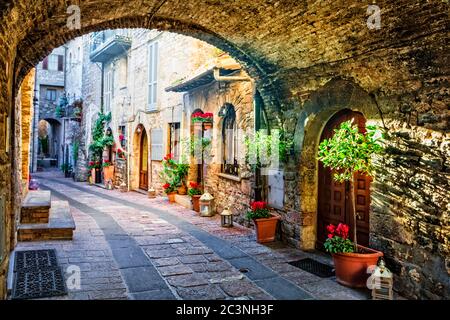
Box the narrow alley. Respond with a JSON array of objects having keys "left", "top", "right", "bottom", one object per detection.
[{"left": 15, "top": 171, "right": 368, "bottom": 300}]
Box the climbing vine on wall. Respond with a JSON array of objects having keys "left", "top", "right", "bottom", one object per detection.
[{"left": 88, "top": 112, "right": 112, "bottom": 159}]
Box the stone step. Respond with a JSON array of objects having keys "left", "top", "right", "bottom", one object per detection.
[
  {"left": 174, "top": 194, "right": 193, "bottom": 210},
  {"left": 20, "top": 190, "right": 51, "bottom": 223},
  {"left": 18, "top": 201, "right": 75, "bottom": 241}
]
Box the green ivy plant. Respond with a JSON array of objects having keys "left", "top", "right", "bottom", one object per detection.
[
  {"left": 317, "top": 119, "right": 383, "bottom": 250},
  {"left": 244, "top": 129, "right": 293, "bottom": 169},
  {"left": 88, "top": 112, "right": 112, "bottom": 159}
]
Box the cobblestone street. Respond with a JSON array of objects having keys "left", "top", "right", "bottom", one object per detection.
[{"left": 14, "top": 171, "right": 370, "bottom": 300}]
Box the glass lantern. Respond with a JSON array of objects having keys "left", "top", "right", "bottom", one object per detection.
[
  {"left": 199, "top": 192, "right": 215, "bottom": 217},
  {"left": 371, "top": 258, "right": 394, "bottom": 300},
  {"left": 220, "top": 207, "right": 233, "bottom": 227}
]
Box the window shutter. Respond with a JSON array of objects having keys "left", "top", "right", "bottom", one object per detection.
[
  {"left": 57, "top": 55, "right": 63, "bottom": 71},
  {"left": 148, "top": 42, "right": 158, "bottom": 111},
  {"left": 151, "top": 128, "right": 163, "bottom": 161},
  {"left": 42, "top": 57, "right": 48, "bottom": 70}
]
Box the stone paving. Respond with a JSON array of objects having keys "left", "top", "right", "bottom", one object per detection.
[{"left": 14, "top": 171, "right": 371, "bottom": 300}]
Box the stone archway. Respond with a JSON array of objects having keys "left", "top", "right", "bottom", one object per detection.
[{"left": 295, "top": 78, "right": 382, "bottom": 250}]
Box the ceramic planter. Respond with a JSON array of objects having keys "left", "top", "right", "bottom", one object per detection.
[
  {"left": 253, "top": 215, "right": 280, "bottom": 243},
  {"left": 191, "top": 195, "right": 201, "bottom": 212},
  {"left": 178, "top": 183, "right": 187, "bottom": 195},
  {"left": 167, "top": 192, "right": 176, "bottom": 203},
  {"left": 103, "top": 165, "right": 114, "bottom": 182},
  {"left": 332, "top": 245, "right": 383, "bottom": 288}
]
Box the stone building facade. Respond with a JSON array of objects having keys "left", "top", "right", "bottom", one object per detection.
[{"left": 0, "top": 1, "right": 448, "bottom": 300}]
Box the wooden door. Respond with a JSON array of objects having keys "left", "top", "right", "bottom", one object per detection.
[
  {"left": 317, "top": 109, "right": 371, "bottom": 248},
  {"left": 139, "top": 129, "right": 148, "bottom": 190}
]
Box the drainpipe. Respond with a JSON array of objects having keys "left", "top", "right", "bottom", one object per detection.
[{"left": 213, "top": 68, "right": 251, "bottom": 82}]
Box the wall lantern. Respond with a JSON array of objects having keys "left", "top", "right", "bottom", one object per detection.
[
  {"left": 220, "top": 207, "right": 233, "bottom": 227},
  {"left": 371, "top": 258, "right": 394, "bottom": 300},
  {"left": 106, "top": 127, "right": 112, "bottom": 135},
  {"left": 199, "top": 192, "right": 215, "bottom": 217}
]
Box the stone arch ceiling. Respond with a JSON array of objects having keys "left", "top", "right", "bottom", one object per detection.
[{"left": 0, "top": 0, "right": 449, "bottom": 109}]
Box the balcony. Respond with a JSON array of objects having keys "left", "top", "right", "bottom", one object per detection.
[{"left": 90, "top": 30, "right": 131, "bottom": 63}]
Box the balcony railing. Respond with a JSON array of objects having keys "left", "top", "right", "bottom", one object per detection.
[{"left": 90, "top": 30, "right": 131, "bottom": 63}]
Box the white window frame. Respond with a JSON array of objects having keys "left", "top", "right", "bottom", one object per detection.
[
  {"left": 147, "top": 41, "right": 159, "bottom": 111},
  {"left": 104, "top": 69, "right": 113, "bottom": 112},
  {"left": 48, "top": 54, "right": 59, "bottom": 71}
]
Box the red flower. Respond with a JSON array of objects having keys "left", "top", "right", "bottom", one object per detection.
[
  {"left": 328, "top": 233, "right": 333, "bottom": 239},
  {"left": 336, "top": 223, "right": 350, "bottom": 239},
  {"left": 89, "top": 161, "right": 94, "bottom": 166},
  {"left": 203, "top": 112, "right": 213, "bottom": 118},
  {"left": 326, "top": 224, "right": 335, "bottom": 234},
  {"left": 192, "top": 112, "right": 203, "bottom": 118},
  {"left": 189, "top": 182, "right": 199, "bottom": 189},
  {"left": 163, "top": 183, "right": 170, "bottom": 189},
  {"left": 163, "top": 153, "right": 173, "bottom": 161},
  {"left": 119, "top": 134, "right": 124, "bottom": 141},
  {"left": 251, "top": 201, "right": 267, "bottom": 211}
]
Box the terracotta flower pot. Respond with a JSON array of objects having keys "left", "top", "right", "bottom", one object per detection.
[
  {"left": 167, "top": 192, "right": 176, "bottom": 203},
  {"left": 253, "top": 215, "right": 280, "bottom": 243},
  {"left": 178, "top": 183, "right": 187, "bottom": 195},
  {"left": 203, "top": 122, "right": 213, "bottom": 130},
  {"left": 103, "top": 165, "right": 114, "bottom": 183},
  {"left": 191, "top": 195, "right": 201, "bottom": 212},
  {"left": 332, "top": 245, "right": 383, "bottom": 288}
]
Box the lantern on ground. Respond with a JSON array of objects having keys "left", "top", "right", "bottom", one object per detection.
[
  {"left": 148, "top": 186, "right": 156, "bottom": 198},
  {"left": 220, "top": 207, "right": 233, "bottom": 227},
  {"left": 371, "top": 258, "right": 394, "bottom": 300},
  {"left": 199, "top": 192, "right": 215, "bottom": 217}
]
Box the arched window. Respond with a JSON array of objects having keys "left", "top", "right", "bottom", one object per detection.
[{"left": 221, "top": 103, "right": 239, "bottom": 176}]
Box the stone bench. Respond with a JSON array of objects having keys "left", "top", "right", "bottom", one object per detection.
[{"left": 20, "top": 190, "right": 51, "bottom": 223}]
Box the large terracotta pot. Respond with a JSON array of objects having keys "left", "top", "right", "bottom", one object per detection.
[
  {"left": 253, "top": 215, "right": 280, "bottom": 243},
  {"left": 103, "top": 165, "right": 114, "bottom": 182},
  {"left": 167, "top": 192, "right": 176, "bottom": 203},
  {"left": 178, "top": 183, "right": 187, "bottom": 195},
  {"left": 191, "top": 195, "right": 201, "bottom": 212},
  {"left": 332, "top": 245, "right": 383, "bottom": 288}
]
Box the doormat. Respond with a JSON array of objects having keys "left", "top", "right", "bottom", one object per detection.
[
  {"left": 12, "top": 250, "right": 67, "bottom": 299},
  {"left": 14, "top": 249, "right": 58, "bottom": 272},
  {"left": 288, "top": 258, "right": 335, "bottom": 278}
]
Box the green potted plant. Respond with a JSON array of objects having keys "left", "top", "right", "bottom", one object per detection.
[
  {"left": 159, "top": 153, "right": 178, "bottom": 203},
  {"left": 317, "top": 119, "right": 384, "bottom": 288},
  {"left": 187, "top": 181, "right": 202, "bottom": 212},
  {"left": 61, "top": 163, "right": 73, "bottom": 178},
  {"left": 246, "top": 201, "right": 280, "bottom": 243},
  {"left": 175, "top": 162, "right": 190, "bottom": 195}
]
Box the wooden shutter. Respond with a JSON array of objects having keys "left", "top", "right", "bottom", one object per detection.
[
  {"left": 148, "top": 42, "right": 158, "bottom": 111},
  {"left": 151, "top": 128, "right": 163, "bottom": 160},
  {"left": 42, "top": 57, "right": 48, "bottom": 70},
  {"left": 57, "top": 55, "right": 63, "bottom": 71}
]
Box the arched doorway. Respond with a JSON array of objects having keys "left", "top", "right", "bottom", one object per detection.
[
  {"left": 138, "top": 126, "right": 149, "bottom": 190},
  {"left": 317, "top": 109, "right": 371, "bottom": 249}
]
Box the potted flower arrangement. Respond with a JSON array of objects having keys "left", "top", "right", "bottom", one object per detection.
[
  {"left": 246, "top": 201, "right": 280, "bottom": 243},
  {"left": 187, "top": 182, "right": 202, "bottom": 212},
  {"left": 117, "top": 148, "right": 126, "bottom": 159},
  {"left": 102, "top": 160, "right": 114, "bottom": 184},
  {"left": 88, "top": 160, "right": 102, "bottom": 183},
  {"left": 318, "top": 119, "right": 384, "bottom": 288},
  {"left": 159, "top": 153, "right": 179, "bottom": 203},
  {"left": 192, "top": 112, "right": 213, "bottom": 130},
  {"left": 175, "top": 162, "right": 190, "bottom": 195},
  {"left": 163, "top": 182, "right": 177, "bottom": 203}
]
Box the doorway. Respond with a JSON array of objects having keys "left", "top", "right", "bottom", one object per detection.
[
  {"left": 317, "top": 109, "right": 371, "bottom": 248},
  {"left": 139, "top": 127, "right": 148, "bottom": 190}
]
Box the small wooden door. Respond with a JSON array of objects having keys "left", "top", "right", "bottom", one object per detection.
[
  {"left": 317, "top": 109, "right": 371, "bottom": 248},
  {"left": 139, "top": 128, "right": 148, "bottom": 190}
]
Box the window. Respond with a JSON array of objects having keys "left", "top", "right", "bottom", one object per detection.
[
  {"left": 168, "top": 123, "right": 181, "bottom": 161},
  {"left": 221, "top": 103, "right": 239, "bottom": 176},
  {"left": 104, "top": 69, "right": 113, "bottom": 112},
  {"left": 147, "top": 41, "right": 159, "bottom": 111},
  {"left": 119, "top": 57, "right": 128, "bottom": 88},
  {"left": 118, "top": 125, "right": 126, "bottom": 149},
  {"left": 47, "top": 54, "right": 64, "bottom": 71},
  {"left": 46, "top": 89, "right": 57, "bottom": 101},
  {"left": 151, "top": 128, "right": 163, "bottom": 161}
]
